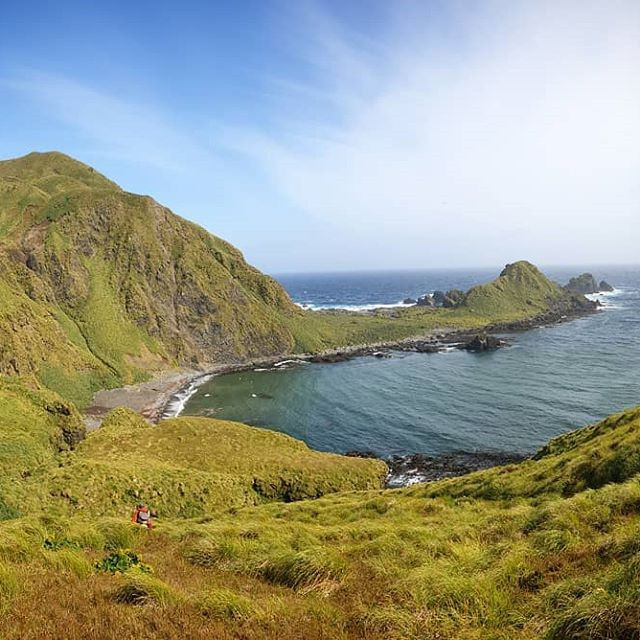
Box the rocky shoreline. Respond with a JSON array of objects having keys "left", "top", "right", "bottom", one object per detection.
[
  {"left": 86, "top": 297, "right": 596, "bottom": 426},
  {"left": 346, "top": 450, "right": 527, "bottom": 487},
  {"left": 83, "top": 296, "right": 599, "bottom": 489}
]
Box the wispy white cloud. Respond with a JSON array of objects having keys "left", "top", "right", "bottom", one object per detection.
[
  {"left": 6, "top": 71, "right": 212, "bottom": 173},
  {"left": 231, "top": 0, "right": 640, "bottom": 265},
  {"left": 3, "top": 1, "right": 639, "bottom": 270}
]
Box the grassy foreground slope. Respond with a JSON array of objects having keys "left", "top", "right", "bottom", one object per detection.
[
  {"left": 0, "top": 386, "right": 386, "bottom": 522},
  {"left": 0, "top": 151, "right": 591, "bottom": 408},
  {"left": 2, "top": 405, "right": 640, "bottom": 639},
  {"left": 45, "top": 408, "right": 387, "bottom": 518}
]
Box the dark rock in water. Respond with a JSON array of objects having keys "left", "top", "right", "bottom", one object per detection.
[
  {"left": 345, "top": 450, "right": 379, "bottom": 459},
  {"left": 415, "top": 343, "right": 442, "bottom": 353},
  {"left": 403, "top": 297, "right": 417, "bottom": 305},
  {"left": 386, "top": 451, "right": 526, "bottom": 487},
  {"left": 372, "top": 351, "right": 391, "bottom": 358},
  {"left": 309, "top": 352, "right": 350, "bottom": 364},
  {"left": 416, "top": 294, "right": 435, "bottom": 307},
  {"left": 564, "top": 273, "right": 599, "bottom": 294},
  {"left": 599, "top": 280, "right": 614, "bottom": 292},
  {"left": 432, "top": 290, "right": 446, "bottom": 305},
  {"left": 463, "top": 334, "right": 504, "bottom": 351}
]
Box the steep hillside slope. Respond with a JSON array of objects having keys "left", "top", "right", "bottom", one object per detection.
[{"left": 0, "top": 152, "right": 302, "bottom": 405}]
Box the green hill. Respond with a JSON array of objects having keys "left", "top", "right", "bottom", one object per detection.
[
  {"left": 0, "top": 152, "right": 307, "bottom": 406},
  {"left": 462, "top": 260, "right": 586, "bottom": 319}
]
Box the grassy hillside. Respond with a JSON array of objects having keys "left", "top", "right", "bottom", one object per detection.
[
  {"left": 45, "top": 408, "right": 387, "bottom": 518},
  {"left": 0, "top": 152, "right": 590, "bottom": 409},
  {"left": 464, "top": 261, "right": 567, "bottom": 317},
  {"left": 2, "top": 405, "right": 640, "bottom": 638},
  {"left": 0, "top": 152, "right": 304, "bottom": 406}
]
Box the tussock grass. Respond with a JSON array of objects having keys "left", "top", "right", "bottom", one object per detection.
[
  {"left": 1, "top": 325, "right": 640, "bottom": 639},
  {"left": 113, "top": 569, "right": 178, "bottom": 606},
  {"left": 259, "top": 548, "right": 347, "bottom": 591},
  {"left": 196, "top": 587, "right": 257, "bottom": 621},
  {"left": 0, "top": 562, "right": 19, "bottom": 613},
  {"left": 42, "top": 548, "right": 92, "bottom": 577}
]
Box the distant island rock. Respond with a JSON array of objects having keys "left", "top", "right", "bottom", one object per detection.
[
  {"left": 564, "top": 273, "right": 614, "bottom": 295},
  {"left": 599, "top": 280, "right": 614, "bottom": 292}
]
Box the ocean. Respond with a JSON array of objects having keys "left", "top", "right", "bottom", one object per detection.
[{"left": 182, "top": 265, "right": 640, "bottom": 459}]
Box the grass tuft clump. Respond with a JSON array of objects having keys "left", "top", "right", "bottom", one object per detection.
[
  {"left": 196, "top": 587, "right": 257, "bottom": 621},
  {"left": 259, "top": 548, "right": 347, "bottom": 591},
  {"left": 0, "top": 562, "right": 19, "bottom": 613},
  {"left": 42, "top": 548, "right": 92, "bottom": 578},
  {"left": 112, "top": 569, "right": 177, "bottom": 606}
]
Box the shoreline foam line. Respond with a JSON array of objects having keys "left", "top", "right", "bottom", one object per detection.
[{"left": 161, "top": 374, "right": 213, "bottom": 419}]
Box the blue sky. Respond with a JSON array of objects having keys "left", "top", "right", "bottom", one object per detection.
[{"left": 1, "top": 1, "right": 638, "bottom": 273}]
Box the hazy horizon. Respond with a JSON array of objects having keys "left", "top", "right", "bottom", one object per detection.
[
  {"left": 270, "top": 261, "right": 640, "bottom": 277},
  {"left": 1, "top": 0, "right": 638, "bottom": 272}
]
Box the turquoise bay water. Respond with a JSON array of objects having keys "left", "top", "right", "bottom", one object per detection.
[{"left": 183, "top": 266, "right": 640, "bottom": 457}]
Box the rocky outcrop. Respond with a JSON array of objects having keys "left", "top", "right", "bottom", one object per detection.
[
  {"left": 462, "top": 334, "right": 505, "bottom": 352},
  {"left": 432, "top": 291, "right": 446, "bottom": 305},
  {"left": 416, "top": 294, "right": 436, "bottom": 307},
  {"left": 565, "top": 273, "right": 615, "bottom": 295},
  {"left": 385, "top": 451, "right": 526, "bottom": 487},
  {"left": 443, "top": 288, "right": 465, "bottom": 308},
  {"left": 565, "top": 273, "right": 599, "bottom": 294},
  {"left": 599, "top": 280, "right": 614, "bottom": 292}
]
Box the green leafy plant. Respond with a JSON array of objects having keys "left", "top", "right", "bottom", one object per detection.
[{"left": 95, "top": 549, "right": 152, "bottom": 574}]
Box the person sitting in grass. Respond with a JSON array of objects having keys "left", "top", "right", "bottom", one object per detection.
[{"left": 131, "top": 503, "right": 153, "bottom": 529}]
